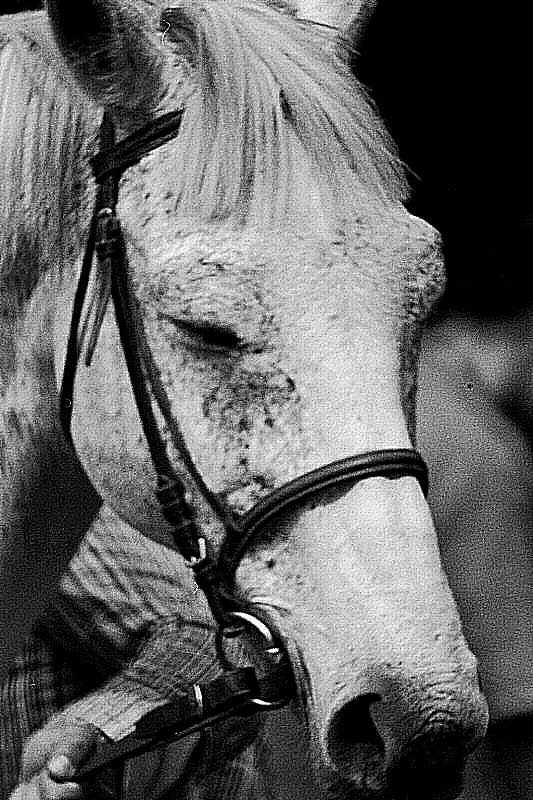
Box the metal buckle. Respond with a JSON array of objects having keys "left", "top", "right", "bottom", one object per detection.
[
  {"left": 221, "top": 611, "right": 292, "bottom": 708},
  {"left": 187, "top": 536, "right": 207, "bottom": 568}
]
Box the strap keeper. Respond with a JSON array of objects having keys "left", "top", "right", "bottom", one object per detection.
[
  {"left": 187, "top": 537, "right": 207, "bottom": 567},
  {"left": 156, "top": 475, "right": 187, "bottom": 509},
  {"left": 95, "top": 211, "right": 121, "bottom": 262}
]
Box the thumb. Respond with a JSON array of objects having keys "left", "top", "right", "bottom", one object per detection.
[
  {"left": 20, "top": 715, "right": 101, "bottom": 782},
  {"left": 47, "top": 753, "right": 78, "bottom": 782}
]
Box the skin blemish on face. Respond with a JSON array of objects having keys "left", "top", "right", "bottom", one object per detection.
[{"left": 279, "top": 89, "right": 292, "bottom": 122}]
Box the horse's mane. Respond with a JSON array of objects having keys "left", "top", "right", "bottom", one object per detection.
[
  {"left": 164, "top": 0, "right": 409, "bottom": 221},
  {"left": 0, "top": 12, "right": 97, "bottom": 303}
]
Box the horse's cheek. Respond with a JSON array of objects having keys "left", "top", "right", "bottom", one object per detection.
[{"left": 58, "top": 313, "right": 169, "bottom": 533}]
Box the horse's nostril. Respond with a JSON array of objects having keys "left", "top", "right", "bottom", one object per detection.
[
  {"left": 326, "top": 694, "right": 470, "bottom": 799},
  {"left": 386, "top": 725, "right": 469, "bottom": 800},
  {"left": 326, "top": 693, "right": 385, "bottom": 781}
]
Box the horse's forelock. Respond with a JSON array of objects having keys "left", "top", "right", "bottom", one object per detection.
[{"left": 162, "top": 0, "right": 408, "bottom": 222}]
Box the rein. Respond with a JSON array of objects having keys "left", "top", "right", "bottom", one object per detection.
[{"left": 59, "top": 108, "right": 429, "bottom": 781}]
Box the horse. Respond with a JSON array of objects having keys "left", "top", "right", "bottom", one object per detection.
[{"left": 0, "top": 1, "right": 488, "bottom": 797}]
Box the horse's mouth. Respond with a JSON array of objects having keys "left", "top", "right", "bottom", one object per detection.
[{"left": 326, "top": 772, "right": 464, "bottom": 800}]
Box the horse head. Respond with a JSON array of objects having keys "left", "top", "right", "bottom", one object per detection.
[{"left": 13, "top": 0, "right": 488, "bottom": 795}]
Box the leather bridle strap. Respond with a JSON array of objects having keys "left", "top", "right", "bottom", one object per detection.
[
  {"left": 69, "top": 666, "right": 282, "bottom": 785},
  {"left": 219, "top": 449, "right": 427, "bottom": 561},
  {"left": 59, "top": 115, "right": 119, "bottom": 437},
  {"left": 243, "top": 449, "right": 428, "bottom": 534},
  {"left": 61, "top": 113, "right": 234, "bottom": 565}
]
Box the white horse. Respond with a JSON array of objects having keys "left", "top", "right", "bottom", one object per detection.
[{"left": 1, "top": 1, "right": 488, "bottom": 797}]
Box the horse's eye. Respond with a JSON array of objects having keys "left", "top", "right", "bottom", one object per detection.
[
  {"left": 158, "top": 313, "right": 242, "bottom": 351},
  {"left": 186, "top": 321, "right": 241, "bottom": 350}
]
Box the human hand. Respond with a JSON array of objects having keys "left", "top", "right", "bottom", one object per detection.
[{"left": 9, "top": 714, "right": 106, "bottom": 799}]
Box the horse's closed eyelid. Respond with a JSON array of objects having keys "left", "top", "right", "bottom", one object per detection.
[{"left": 157, "top": 311, "right": 243, "bottom": 350}]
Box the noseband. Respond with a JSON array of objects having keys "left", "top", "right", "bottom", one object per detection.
[{"left": 59, "top": 108, "right": 429, "bottom": 780}]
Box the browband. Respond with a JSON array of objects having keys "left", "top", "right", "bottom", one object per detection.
[{"left": 91, "top": 109, "right": 184, "bottom": 184}]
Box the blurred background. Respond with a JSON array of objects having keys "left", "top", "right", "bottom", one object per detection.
[
  {"left": 356, "top": 1, "right": 533, "bottom": 317},
  {"left": 356, "top": 4, "right": 533, "bottom": 798},
  {"left": 4, "top": 2, "right": 533, "bottom": 798}
]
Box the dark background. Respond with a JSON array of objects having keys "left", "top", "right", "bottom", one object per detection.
[
  {"left": 3, "top": 1, "right": 41, "bottom": 10},
  {"left": 355, "top": 1, "right": 532, "bottom": 316}
]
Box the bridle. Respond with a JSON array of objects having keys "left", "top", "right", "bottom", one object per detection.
[
  {"left": 59, "top": 106, "right": 429, "bottom": 785},
  {"left": 58, "top": 99, "right": 429, "bottom": 783}
]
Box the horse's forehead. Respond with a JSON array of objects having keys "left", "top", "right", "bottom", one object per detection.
[{"left": 126, "top": 192, "right": 443, "bottom": 327}]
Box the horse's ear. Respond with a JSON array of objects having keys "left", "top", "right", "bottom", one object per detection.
[
  {"left": 339, "top": 0, "right": 378, "bottom": 51},
  {"left": 345, "top": 0, "right": 378, "bottom": 50},
  {"left": 46, "top": 0, "right": 162, "bottom": 112}
]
